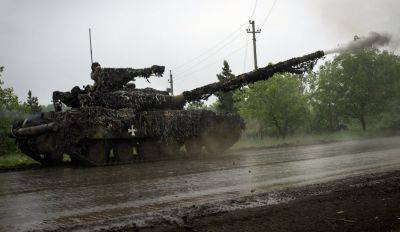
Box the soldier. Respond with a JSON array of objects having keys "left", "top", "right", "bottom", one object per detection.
[
  {"left": 53, "top": 86, "right": 89, "bottom": 111},
  {"left": 90, "top": 62, "right": 102, "bottom": 91},
  {"left": 51, "top": 63, "right": 98, "bottom": 111}
]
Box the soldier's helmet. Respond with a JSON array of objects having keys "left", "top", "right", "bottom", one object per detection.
[{"left": 91, "top": 62, "right": 101, "bottom": 71}]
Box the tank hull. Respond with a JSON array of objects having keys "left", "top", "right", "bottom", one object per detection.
[{"left": 13, "top": 108, "right": 244, "bottom": 166}]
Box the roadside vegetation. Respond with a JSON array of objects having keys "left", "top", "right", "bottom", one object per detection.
[
  {"left": 1, "top": 48, "right": 400, "bottom": 168},
  {"left": 0, "top": 153, "right": 38, "bottom": 169},
  {"left": 0, "top": 66, "right": 47, "bottom": 168}
]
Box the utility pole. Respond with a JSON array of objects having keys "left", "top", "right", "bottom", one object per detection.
[
  {"left": 246, "top": 20, "right": 261, "bottom": 70},
  {"left": 168, "top": 70, "right": 174, "bottom": 95}
]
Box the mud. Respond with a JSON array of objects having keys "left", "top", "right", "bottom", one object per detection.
[
  {"left": 0, "top": 136, "right": 400, "bottom": 231},
  {"left": 137, "top": 171, "right": 400, "bottom": 232}
]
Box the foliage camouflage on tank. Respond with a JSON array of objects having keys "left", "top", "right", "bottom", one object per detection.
[{"left": 10, "top": 51, "right": 325, "bottom": 166}]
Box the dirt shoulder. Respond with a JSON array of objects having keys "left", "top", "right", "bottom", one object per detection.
[{"left": 129, "top": 171, "right": 400, "bottom": 232}]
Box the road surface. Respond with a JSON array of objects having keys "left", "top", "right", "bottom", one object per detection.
[{"left": 1, "top": 136, "right": 400, "bottom": 231}]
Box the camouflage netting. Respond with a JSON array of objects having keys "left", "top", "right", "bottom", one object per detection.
[
  {"left": 92, "top": 65, "right": 165, "bottom": 92},
  {"left": 55, "top": 107, "right": 136, "bottom": 152},
  {"left": 54, "top": 107, "right": 242, "bottom": 152},
  {"left": 123, "top": 87, "right": 170, "bottom": 95},
  {"left": 135, "top": 110, "right": 218, "bottom": 141},
  {"left": 79, "top": 89, "right": 182, "bottom": 111}
]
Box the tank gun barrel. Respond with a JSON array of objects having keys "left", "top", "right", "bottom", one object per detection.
[{"left": 181, "top": 51, "right": 325, "bottom": 102}]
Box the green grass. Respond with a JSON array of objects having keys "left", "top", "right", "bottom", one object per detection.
[
  {"left": 232, "top": 129, "right": 393, "bottom": 150},
  {"left": 0, "top": 152, "right": 39, "bottom": 169}
]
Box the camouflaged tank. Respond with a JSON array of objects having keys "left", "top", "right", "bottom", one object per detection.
[{"left": 10, "top": 51, "right": 325, "bottom": 166}]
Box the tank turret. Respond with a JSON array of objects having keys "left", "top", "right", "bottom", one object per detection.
[
  {"left": 10, "top": 51, "right": 325, "bottom": 167},
  {"left": 52, "top": 65, "right": 165, "bottom": 110}
]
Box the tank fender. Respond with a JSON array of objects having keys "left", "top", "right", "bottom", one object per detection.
[{"left": 12, "top": 122, "right": 57, "bottom": 137}]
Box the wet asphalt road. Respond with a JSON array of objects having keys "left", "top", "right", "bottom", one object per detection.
[{"left": 1, "top": 137, "right": 400, "bottom": 231}]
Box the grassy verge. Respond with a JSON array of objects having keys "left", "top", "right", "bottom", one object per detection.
[
  {"left": 232, "top": 130, "right": 393, "bottom": 150},
  {"left": 0, "top": 152, "right": 39, "bottom": 170}
]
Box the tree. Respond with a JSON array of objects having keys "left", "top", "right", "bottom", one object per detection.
[
  {"left": 311, "top": 49, "right": 400, "bottom": 131},
  {"left": 25, "top": 90, "right": 41, "bottom": 113},
  {"left": 307, "top": 62, "right": 345, "bottom": 132},
  {"left": 0, "top": 66, "right": 21, "bottom": 155},
  {"left": 215, "top": 60, "right": 237, "bottom": 115},
  {"left": 380, "top": 72, "right": 400, "bottom": 131},
  {"left": 186, "top": 100, "right": 206, "bottom": 110},
  {"left": 41, "top": 104, "right": 55, "bottom": 112},
  {"left": 236, "top": 73, "right": 309, "bottom": 138},
  {"left": 0, "top": 67, "right": 19, "bottom": 110}
]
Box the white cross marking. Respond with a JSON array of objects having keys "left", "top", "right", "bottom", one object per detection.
[{"left": 128, "top": 125, "right": 137, "bottom": 136}]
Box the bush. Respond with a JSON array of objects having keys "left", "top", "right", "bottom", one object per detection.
[{"left": 0, "top": 116, "right": 17, "bottom": 155}]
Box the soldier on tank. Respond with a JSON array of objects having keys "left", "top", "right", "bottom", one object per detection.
[
  {"left": 51, "top": 63, "right": 101, "bottom": 111},
  {"left": 52, "top": 86, "right": 90, "bottom": 111},
  {"left": 90, "top": 62, "right": 102, "bottom": 92},
  {"left": 52, "top": 62, "right": 102, "bottom": 111}
]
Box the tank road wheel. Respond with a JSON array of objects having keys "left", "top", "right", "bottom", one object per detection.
[
  {"left": 17, "top": 139, "right": 63, "bottom": 166},
  {"left": 160, "top": 141, "right": 181, "bottom": 157},
  {"left": 185, "top": 139, "right": 203, "bottom": 155},
  {"left": 203, "top": 136, "right": 233, "bottom": 154},
  {"left": 43, "top": 152, "right": 64, "bottom": 166},
  {"left": 138, "top": 141, "right": 162, "bottom": 161},
  {"left": 203, "top": 124, "right": 242, "bottom": 155},
  {"left": 114, "top": 141, "right": 135, "bottom": 163},
  {"left": 25, "top": 152, "right": 63, "bottom": 166},
  {"left": 85, "top": 141, "right": 110, "bottom": 166}
]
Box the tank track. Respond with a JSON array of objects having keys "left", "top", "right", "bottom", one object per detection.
[{"left": 16, "top": 138, "right": 63, "bottom": 166}]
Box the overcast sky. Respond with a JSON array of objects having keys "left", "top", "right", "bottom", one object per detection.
[{"left": 1, "top": 0, "right": 399, "bottom": 104}]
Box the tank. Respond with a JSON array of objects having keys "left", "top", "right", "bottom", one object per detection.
[{"left": 9, "top": 51, "right": 325, "bottom": 166}]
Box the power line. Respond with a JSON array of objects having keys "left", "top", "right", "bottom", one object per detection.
[
  {"left": 243, "top": 34, "right": 249, "bottom": 72},
  {"left": 173, "top": 23, "right": 246, "bottom": 71},
  {"left": 260, "top": 0, "right": 278, "bottom": 29},
  {"left": 175, "top": 40, "right": 251, "bottom": 83},
  {"left": 174, "top": 31, "right": 244, "bottom": 79},
  {"left": 249, "top": 0, "right": 259, "bottom": 19}
]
